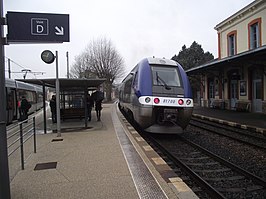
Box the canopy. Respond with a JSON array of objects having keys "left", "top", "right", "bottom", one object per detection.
[{"left": 15, "top": 78, "right": 106, "bottom": 91}]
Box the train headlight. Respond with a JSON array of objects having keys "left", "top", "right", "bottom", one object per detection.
[
  {"left": 178, "top": 99, "right": 184, "bottom": 105},
  {"left": 186, "top": 99, "right": 192, "bottom": 105},
  {"left": 145, "top": 97, "right": 151, "bottom": 103},
  {"left": 154, "top": 98, "right": 160, "bottom": 104}
]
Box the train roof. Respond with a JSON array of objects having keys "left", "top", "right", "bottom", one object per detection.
[
  {"left": 146, "top": 57, "right": 177, "bottom": 66},
  {"left": 16, "top": 80, "right": 38, "bottom": 91},
  {"left": 5, "top": 78, "right": 16, "bottom": 88}
]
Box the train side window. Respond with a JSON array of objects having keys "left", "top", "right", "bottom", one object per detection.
[
  {"left": 38, "top": 93, "right": 43, "bottom": 102},
  {"left": 124, "top": 77, "right": 133, "bottom": 94},
  {"left": 26, "top": 91, "right": 34, "bottom": 104},
  {"left": 132, "top": 72, "right": 138, "bottom": 89}
]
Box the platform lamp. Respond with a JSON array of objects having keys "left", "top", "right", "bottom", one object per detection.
[{"left": 41, "top": 50, "right": 61, "bottom": 137}]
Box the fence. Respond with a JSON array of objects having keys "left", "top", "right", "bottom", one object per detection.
[{"left": 7, "top": 117, "right": 36, "bottom": 178}]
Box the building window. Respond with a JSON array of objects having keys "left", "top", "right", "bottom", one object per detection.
[
  {"left": 227, "top": 31, "right": 237, "bottom": 56},
  {"left": 248, "top": 18, "right": 261, "bottom": 50},
  {"left": 250, "top": 23, "right": 259, "bottom": 49},
  {"left": 209, "top": 80, "right": 215, "bottom": 99}
]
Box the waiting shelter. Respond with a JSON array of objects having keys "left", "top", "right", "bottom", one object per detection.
[{"left": 16, "top": 78, "right": 106, "bottom": 133}]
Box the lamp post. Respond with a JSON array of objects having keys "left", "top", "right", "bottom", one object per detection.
[{"left": 55, "top": 51, "right": 61, "bottom": 137}]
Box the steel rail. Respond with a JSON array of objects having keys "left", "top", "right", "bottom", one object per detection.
[
  {"left": 191, "top": 117, "right": 266, "bottom": 142},
  {"left": 190, "top": 119, "right": 266, "bottom": 150},
  {"left": 180, "top": 136, "right": 266, "bottom": 188},
  {"left": 145, "top": 134, "right": 227, "bottom": 199}
]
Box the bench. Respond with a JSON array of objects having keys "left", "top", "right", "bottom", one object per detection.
[
  {"left": 61, "top": 108, "right": 85, "bottom": 120},
  {"left": 211, "top": 100, "right": 225, "bottom": 109},
  {"left": 235, "top": 102, "right": 250, "bottom": 112}
]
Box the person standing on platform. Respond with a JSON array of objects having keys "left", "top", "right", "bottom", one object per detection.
[
  {"left": 18, "top": 97, "right": 22, "bottom": 121},
  {"left": 87, "top": 94, "right": 94, "bottom": 121},
  {"left": 50, "top": 95, "right": 57, "bottom": 123},
  {"left": 92, "top": 88, "right": 104, "bottom": 121},
  {"left": 20, "top": 96, "right": 31, "bottom": 121},
  {"left": 95, "top": 99, "right": 102, "bottom": 121}
]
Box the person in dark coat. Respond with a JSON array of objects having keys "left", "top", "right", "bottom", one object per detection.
[
  {"left": 95, "top": 100, "right": 102, "bottom": 121},
  {"left": 92, "top": 88, "right": 104, "bottom": 121},
  {"left": 50, "top": 95, "right": 56, "bottom": 123},
  {"left": 20, "top": 96, "right": 31, "bottom": 121},
  {"left": 87, "top": 94, "right": 94, "bottom": 121}
]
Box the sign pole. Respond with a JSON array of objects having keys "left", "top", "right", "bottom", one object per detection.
[
  {"left": 0, "top": 0, "right": 11, "bottom": 198},
  {"left": 66, "top": 51, "right": 69, "bottom": 78},
  {"left": 55, "top": 51, "right": 61, "bottom": 137}
]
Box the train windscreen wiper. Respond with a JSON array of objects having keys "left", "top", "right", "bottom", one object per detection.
[{"left": 156, "top": 72, "right": 171, "bottom": 90}]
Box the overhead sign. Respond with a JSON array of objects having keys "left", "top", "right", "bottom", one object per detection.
[{"left": 7, "top": 11, "right": 69, "bottom": 43}]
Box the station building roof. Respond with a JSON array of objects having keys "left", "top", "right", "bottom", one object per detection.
[
  {"left": 16, "top": 78, "right": 106, "bottom": 91},
  {"left": 186, "top": 45, "right": 266, "bottom": 75}
]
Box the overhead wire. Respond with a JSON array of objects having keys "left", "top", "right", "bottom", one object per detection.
[{"left": 4, "top": 56, "right": 42, "bottom": 79}]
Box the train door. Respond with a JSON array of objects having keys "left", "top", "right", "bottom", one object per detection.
[
  {"left": 230, "top": 80, "right": 238, "bottom": 110},
  {"left": 6, "top": 88, "right": 17, "bottom": 123}
]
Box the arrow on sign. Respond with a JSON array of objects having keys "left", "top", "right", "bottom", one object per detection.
[{"left": 55, "top": 26, "right": 64, "bottom": 35}]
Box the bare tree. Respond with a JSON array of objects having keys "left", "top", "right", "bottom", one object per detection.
[
  {"left": 70, "top": 37, "right": 125, "bottom": 101},
  {"left": 70, "top": 52, "right": 87, "bottom": 78}
]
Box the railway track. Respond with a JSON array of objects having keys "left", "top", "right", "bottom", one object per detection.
[
  {"left": 190, "top": 117, "right": 266, "bottom": 150},
  {"left": 120, "top": 106, "right": 266, "bottom": 198},
  {"left": 145, "top": 133, "right": 266, "bottom": 199}
]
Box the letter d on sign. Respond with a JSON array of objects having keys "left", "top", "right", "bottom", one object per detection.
[
  {"left": 37, "top": 25, "right": 44, "bottom": 33},
  {"left": 31, "top": 18, "right": 49, "bottom": 35}
]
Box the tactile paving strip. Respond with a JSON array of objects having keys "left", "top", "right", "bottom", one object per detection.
[{"left": 112, "top": 107, "right": 168, "bottom": 199}]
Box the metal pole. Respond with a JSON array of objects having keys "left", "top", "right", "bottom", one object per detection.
[
  {"left": 33, "top": 117, "right": 36, "bottom": 153},
  {"left": 0, "top": 0, "right": 11, "bottom": 197},
  {"left": 66, "top": 51, "right": 69, "bottom": 78},
  {"left": 84, "top": 90, "right": 88, "bottom": 128},
  {"left": 8, "top": 58, "right": 10, "bottom": 78},
  {"left": 19, "top": 123, "right": 24, "bottom": 170},
  {"left": 55, "top": 51, "right": 61, "bottom": 137},
  {"left": 42, "top": 83, "right": 47, "bottom": 134}
]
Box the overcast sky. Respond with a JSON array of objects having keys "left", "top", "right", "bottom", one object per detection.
[{"left": 4, "top": 0, "right": 254, "bottom": 80}]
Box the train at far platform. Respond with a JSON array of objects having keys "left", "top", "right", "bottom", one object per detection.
[
  {"left": 118, "top": 57, "right": 193, "bottom": 134},
  {"left": 5, "top": 78, "right": 43, "bottom": 124}
]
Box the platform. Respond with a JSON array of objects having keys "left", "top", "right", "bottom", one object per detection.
[
  {"left": 10, "top": 103, "right": 198, "bottom": 199},
  {"left": 193, "top": 105, "right": 266, "bottom": 134}
]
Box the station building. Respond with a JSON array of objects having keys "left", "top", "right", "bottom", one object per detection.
[{"left": 187, "top": 0, "right": 266, "bottom": 114}]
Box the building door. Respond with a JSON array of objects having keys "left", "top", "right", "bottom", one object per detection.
[
  {"left": 252, "top": 79, "right": 262, "bottom": 112},
  {"left": 208, "top": 80, "right": 215, "bottom": 107},
  {"left": 230, "top": 80, "right": 238, "bottom": 109}
]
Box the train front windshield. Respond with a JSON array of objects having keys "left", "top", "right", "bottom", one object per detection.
[{"left": 151, "top": 66, "right": 181, "bottom": 87}]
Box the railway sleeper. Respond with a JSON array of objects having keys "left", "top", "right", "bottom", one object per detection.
[{"left": 204, "top": 175, "right": 245, "bottom": 181}]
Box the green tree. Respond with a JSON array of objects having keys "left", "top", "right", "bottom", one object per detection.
[
  {"left": 171, "top": 41, "right": 214, "bottom": 70},
  {"left": 172, "top": 41, "right": 214, "bottom": 101}
]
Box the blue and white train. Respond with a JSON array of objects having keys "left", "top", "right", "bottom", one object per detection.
[
  {"left": 6, "top": 78, "right": 43, "bottom": 124},
  {"left": 118, "top": 57, "right": 193, "bottom": 134}
]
